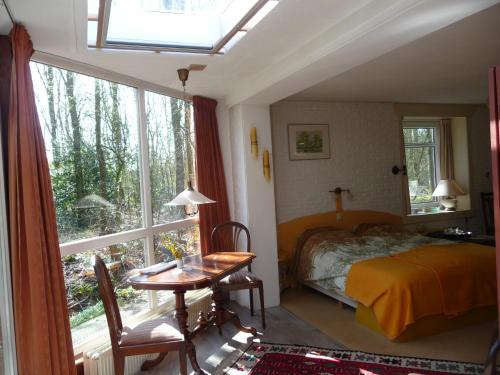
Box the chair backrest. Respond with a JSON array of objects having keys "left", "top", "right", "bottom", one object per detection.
[
  {"left": 93, "top": 255, "right": 123, "bottom": 350},
  {"left": 481, "top": 192, "right": 494, "bottom": 235},
  {"left": 211, "top": 221, "right": 251, "bottom": 254}
]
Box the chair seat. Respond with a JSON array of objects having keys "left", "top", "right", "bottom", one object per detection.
[
  {"left": 220, "top": 270, "right": 261, "bottom": 286},
  {"left": 119, "top": 318, "right": 183, "bottom": 347}
]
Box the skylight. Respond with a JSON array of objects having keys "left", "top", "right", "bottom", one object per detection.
[{"left": 87, "top": 0, "right": 279, "bottom": 54}]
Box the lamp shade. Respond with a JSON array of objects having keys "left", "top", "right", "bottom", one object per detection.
[
  {"left": 432, "top": 179, "right": 466, "bottom": 197},
  {"left": 167, "top": 182, "right": 215, "bottom": 206}
]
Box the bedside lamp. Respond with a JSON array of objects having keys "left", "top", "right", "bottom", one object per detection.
[
  {"left": 432, "top": 179, "right": 466, "bottom": 211},
  {"left": 167, "top": 181, "right": 215, "bottom": 216}
]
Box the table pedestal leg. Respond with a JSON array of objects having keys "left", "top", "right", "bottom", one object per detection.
[
  {"left": 212, "top": 284, "right": 258, "bottom": 335},
  {"left": 174, "top": 291, "right": 206, "bottom": 374}
]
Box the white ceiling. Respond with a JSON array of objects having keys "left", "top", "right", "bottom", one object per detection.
[
  {"left": 5, "top": 0, "right": 500, "bottom": 106},
  {"left": 287, "top": 2, "right": 500, "bottom": 104}
]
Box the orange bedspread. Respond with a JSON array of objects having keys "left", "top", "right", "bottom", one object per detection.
[{"left": 345, "top": 243, "right": 497, "bottom": 339}]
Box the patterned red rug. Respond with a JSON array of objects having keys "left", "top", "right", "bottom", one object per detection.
[{"left": 224, "top": 342, "right": 485, "bottom": 375}]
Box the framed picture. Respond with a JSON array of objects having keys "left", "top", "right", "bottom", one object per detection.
[{"left": 288, "top": 123, "right": 330, "bottom": 160}]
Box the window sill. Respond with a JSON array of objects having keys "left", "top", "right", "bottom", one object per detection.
[{"left": 404, "top": 209, "right": 473, "bottom": 224}]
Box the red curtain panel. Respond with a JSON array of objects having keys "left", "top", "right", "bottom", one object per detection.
[
  {"left": 489, "top": 65, "right": 500, "bottom": 324},
  {"left": 7, "top": 25, "right": 76, "bottom": 374},
  {"left": 193, "top": 96, "right": 231, "bottom": 255}
]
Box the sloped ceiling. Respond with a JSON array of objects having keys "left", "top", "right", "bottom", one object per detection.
[
  {"left": 287, "top": 3, "right": 500, "bottom": 104},
  {"left": 0, "top": 1, "right": 13, "bottom": 35},
  {"left": 5, "top": 0, "right": 500, "bottom": 106}
]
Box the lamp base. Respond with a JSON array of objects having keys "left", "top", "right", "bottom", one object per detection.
[{"left": 440, "top": 198, "right": 457, "bottom": 211}]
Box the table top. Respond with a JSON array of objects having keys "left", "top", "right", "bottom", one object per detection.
[{"left": 129, "top": 252, "right": 256, "bottom": 291}]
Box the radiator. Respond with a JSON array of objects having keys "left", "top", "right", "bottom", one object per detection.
[{"left": 83, "top": 294, "right": 212, "bottom": 375}]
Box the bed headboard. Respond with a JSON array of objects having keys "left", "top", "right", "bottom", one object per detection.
[{"left": 277, "top": 210, "right": 403, "bottom": 263}]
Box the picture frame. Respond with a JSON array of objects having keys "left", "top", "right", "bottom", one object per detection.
[{"left": 288, "top": 123, "right": 330, "bottom": 160}]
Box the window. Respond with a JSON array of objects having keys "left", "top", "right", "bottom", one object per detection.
[
  {"left": 87, "top": 0, "right": 279, "bottom": 53},
  {"left": 403, "top": 124, "right": 440, "bottom": 214},
  {"left": 31, "top": 61, "right": 199, "bottom": 351}
]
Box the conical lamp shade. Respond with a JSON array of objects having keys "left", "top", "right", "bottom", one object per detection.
[
  {"left": 432, "top": 179, "right": 466, "bottom": 197},
  {"left": 167, "top": 185, "right": 215, "bottom": 206}
]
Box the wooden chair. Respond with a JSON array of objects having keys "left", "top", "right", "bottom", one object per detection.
[
  {"left": 210, "top": 221, "right": 266, "bottom": 329},
  {"left": 93, "top": 256, "right": 187, "bottom": 375}
]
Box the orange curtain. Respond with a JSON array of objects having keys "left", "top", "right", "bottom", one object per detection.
[
  {"left": 193, "top": 96, "right": 231, "bottom": 255},
  {"left": 8, "top": 25, "right": 76, "bottom": 374}
]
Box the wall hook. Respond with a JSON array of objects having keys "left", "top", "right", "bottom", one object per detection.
[{"left": 392, "top": 165, "right": 407, "bottom": 175}]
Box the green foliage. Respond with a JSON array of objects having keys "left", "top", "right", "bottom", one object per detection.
[
  {"left": 31, "top": 62, "right": 197, "bottom": 328},
  {"left": 116, "top": 286, "right": 139, "bottom": 304},
  {"left": 70, "top": 300, "right": 104, "bottom": 328},
  {"left": 69, "top": 280, "right": 96, "bottom": 300},
  {"left": 404, "top": 127, "right": 437, "bottom": 206}
]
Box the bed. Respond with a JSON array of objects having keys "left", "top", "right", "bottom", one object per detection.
[{"left": 282, "top": 212, "right": 497, "bottom": 341}]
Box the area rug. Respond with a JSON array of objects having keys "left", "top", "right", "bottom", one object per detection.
[{"left": 224, "top": 342, "right": 486, "bottom": 375}]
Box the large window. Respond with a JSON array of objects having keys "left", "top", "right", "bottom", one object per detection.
[
  {"left": 403, "top": 124, "right": 440, "bottom": 213},
  {"left": 31, "top": 62, "right": 199, "bottom": 351}
]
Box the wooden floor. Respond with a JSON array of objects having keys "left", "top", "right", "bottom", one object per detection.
[{"left": 146, "top": 303, "right": 345, "bottom": 374}]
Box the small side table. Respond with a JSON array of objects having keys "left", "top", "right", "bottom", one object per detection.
[{"left": 427, "top": 231, "right": 496, "bottom": 247}]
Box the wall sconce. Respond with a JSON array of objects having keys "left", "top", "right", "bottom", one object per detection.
[
  {"left": 263, "top": 150, "right": 271, "bottom": 182},
  {"left": 250, "top": 126, "right": 258, "bottom": 160}
]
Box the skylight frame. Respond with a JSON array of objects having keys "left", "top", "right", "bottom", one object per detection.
[{"left": 89, "top": 0, "right": 276, "bottom": 54}]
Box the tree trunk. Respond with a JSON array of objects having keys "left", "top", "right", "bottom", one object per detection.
[
  {"left": 45, "top": 66, "right": 61, "bottom": 167},
  {"left": 184, "top": 101, "right": 194, "bottom": 181},
  {"left": 65, "top": 71, "right": 85, "bottom": 225},
  {"left": 109, "top": 83, "right": 124, "bottom": 261},
  {"left": 95, "top": 80, "right": 108, "bottom": 235},
  {"left": 171, "top": 98, "right": 185, "bottom": 195}
]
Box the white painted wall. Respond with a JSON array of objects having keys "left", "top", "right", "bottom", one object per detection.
[
  {"left": 226, "top": 104, "right": 280, "bottom": 308},
  {"left": 271, "top": 101, "right": 403, "bottom": 223},
  {"left": 271, "top": 100, "right": 491, "bottom": 233}
]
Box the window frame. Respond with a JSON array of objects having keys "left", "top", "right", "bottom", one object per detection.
[
  {"left": 31, "top": 52, "right": 200, "bottom": 353},
  {"left": 402, "top": 121, "right": 442, "bottom": 214},
  {"left": 89, "top": 0, "right": 274, "bottom": 54}
]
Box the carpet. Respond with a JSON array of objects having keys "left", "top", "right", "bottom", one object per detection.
[{"left": 224, "top": 342, "right": 486, "bottom": 375}]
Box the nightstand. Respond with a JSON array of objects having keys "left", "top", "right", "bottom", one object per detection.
[{"left": 427, "top": 231, "right": 495, "bottom": 247}]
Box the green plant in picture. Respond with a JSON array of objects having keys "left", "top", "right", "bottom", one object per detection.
[
  {"left": 296, "top": 131, "right": 323, "bottom": 153},
  {"left": 161, "top": 235, "right": 184, "bottom": 259}
]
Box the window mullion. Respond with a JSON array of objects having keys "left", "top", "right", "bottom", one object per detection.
[{"left": 137, "top": 87, "right": 158, "bottom": 308}]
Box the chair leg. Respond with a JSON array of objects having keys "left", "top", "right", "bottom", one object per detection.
[
  {"left": 249, "top": 288, "right": 254, "bottom": 316},
  {"left": 258, "top": 283, "right": 266, "bottom": 329},
  {"left": 141, "top": 351, "right": 167, "bottom": 370},
  {"left": 179, "top": 346, "right": 188, "bottom": 375},
  {"left": 114, "top": 354, "right": 125, "bottom": 375}
]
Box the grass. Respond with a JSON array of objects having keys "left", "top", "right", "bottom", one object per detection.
[{"left": 70, "top": 300, "right": 105, "bottom": 328}]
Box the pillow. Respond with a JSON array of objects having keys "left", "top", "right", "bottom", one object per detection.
[{"left": 354, "top": 223, "right": 411, "bottom": 237}]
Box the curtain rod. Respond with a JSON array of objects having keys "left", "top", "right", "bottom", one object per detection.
[{"left": 2, "top": 0, "right": 15, "bottom": 25}]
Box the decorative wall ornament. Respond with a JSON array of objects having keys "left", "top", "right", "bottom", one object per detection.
[
  {"left": 288, "top": 123, "right": 330, "bottom": 160},
  {"left": 263, "top": 150, "right": 271, "bottom": 182},
  {"left": 250, "top": 126, "right": 258, "bottom": 159}
]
